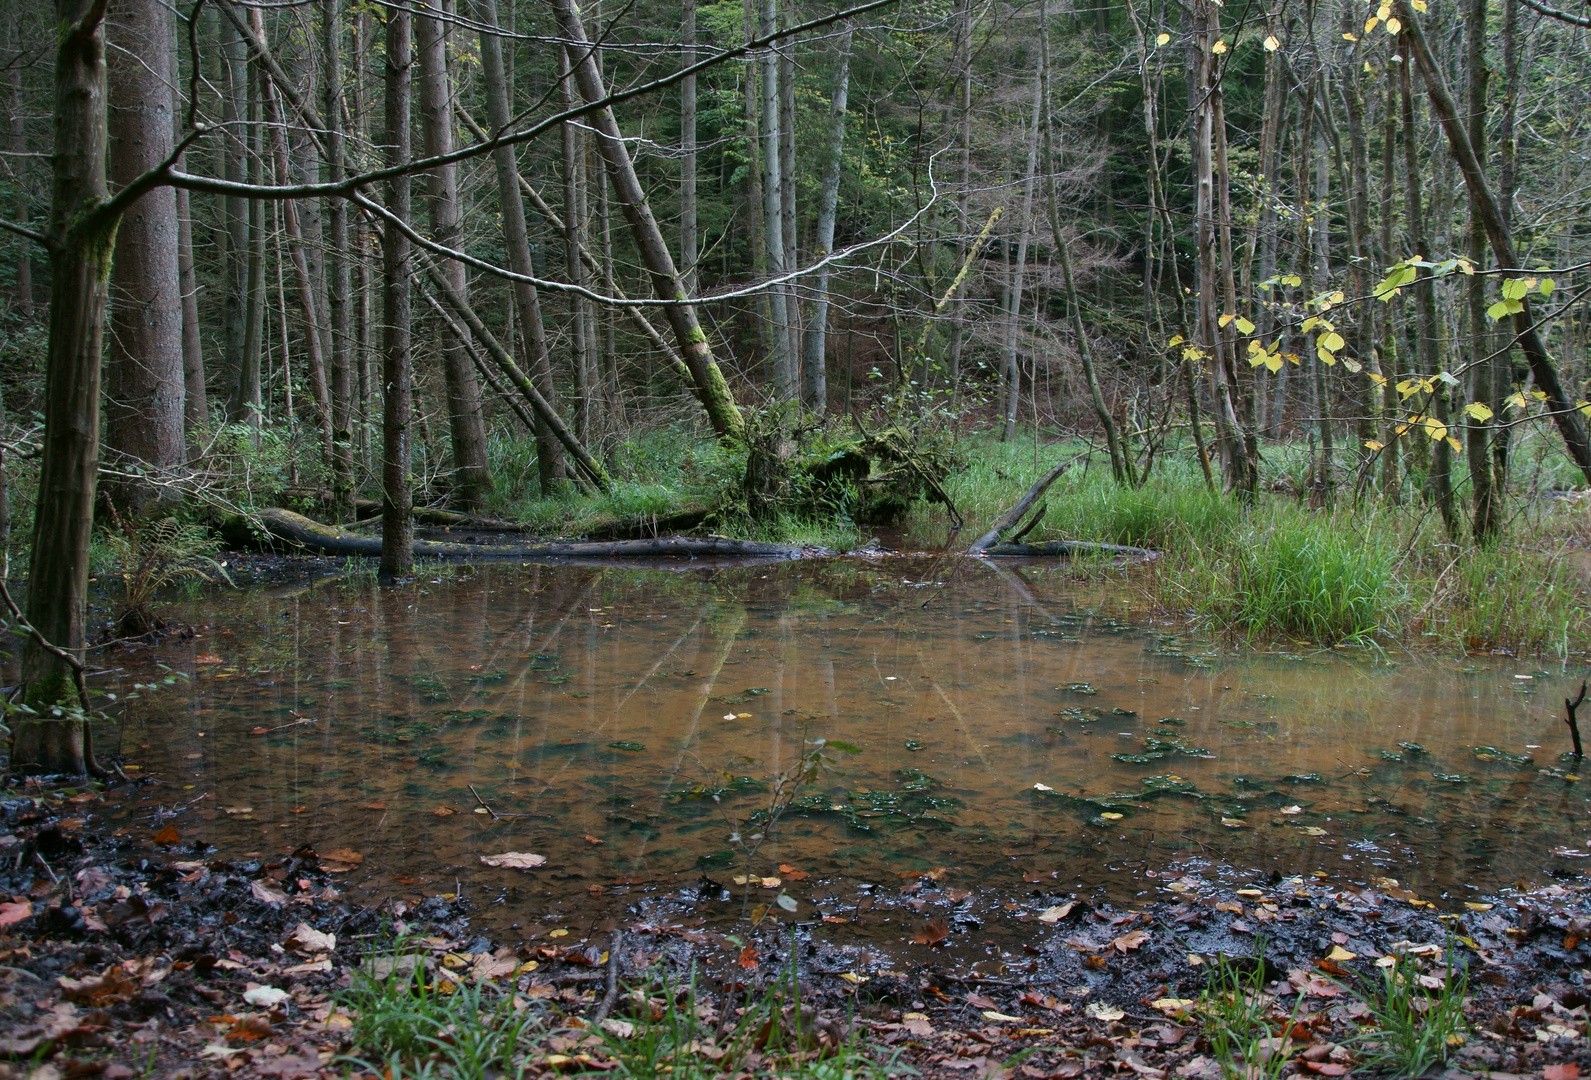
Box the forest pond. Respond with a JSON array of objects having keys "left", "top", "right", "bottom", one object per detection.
[{"left": 94, "top": 557, "right": 1590, "bottom": 938}]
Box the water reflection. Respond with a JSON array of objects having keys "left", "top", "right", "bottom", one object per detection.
[{"left": 100, "top": 557, "right": 1589, "bottom": 931}]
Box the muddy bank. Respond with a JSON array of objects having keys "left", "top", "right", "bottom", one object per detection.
[{"left": 1, "top": 779, "right": 1588, "bottom": 1080}]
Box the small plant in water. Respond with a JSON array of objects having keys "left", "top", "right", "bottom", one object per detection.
[
  {"left": 102, "top": 509, "right": 233, "bottom": 637},
  {"left": 1346, "top": 952, "right": 1468, "bottom": 1077}
]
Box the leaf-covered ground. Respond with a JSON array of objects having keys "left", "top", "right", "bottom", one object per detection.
[{"left": 1, "top": 778, "right": 1589, "bottom": 1080}]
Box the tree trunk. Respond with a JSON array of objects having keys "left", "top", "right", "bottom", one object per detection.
[
  {"left": 778, "top": 14, "right": 800, "bottom": 371},
  {"left": 681, "top": 0, "right": 698, "bottom": 291},
  {"left": 799, "top": 26, "right": 851, "bottom": 414},
  {"left": 1002, "top": 60, "right": 1043, "bottom": 443},
  {"left": 759, "top": 0, "right": 795, "bottom": 398},
  {"left": 380, "top": 5, "right": 414, "bottom": 580},
  {"left": 946, "top": 0, "right": 972, "bottom": 392},
  {"left": 1395, "top": 0, "right": 1591, "bottom": 485},
  {"left": 475, "top": 0, "right": 566, "bottom": 492},
  {"left": 104, "top": 0, "right": 185, "bottom": 512},
  {"left": 559, "top": 47, "right": 594, "bottom": 441},
  {"left": 13, "top": 0, "right": 117, "bottom": 775},
  {"left": 220, "top": 13, "right": 248, "bottom": 416},
  {"left": 1464, "top": 0, "right": 1499, "bottom": 542},
  {"left": 1399, "top": 44, "right": 1456, "bottom": 538},
  {"left": 260, "top": 64, "right": 333, "bottom": 462},
  {"left": 6, "top": 10, "right": 32, "bottom": 319},
  {"left": 322, "top": 0, "right": 356, "bottom": 521},
  {"left": 549, "top": 0, "right": 744, "bottom": 440},
  {"left": 417, "top": 1, "right": 494, "bottom": 510}
]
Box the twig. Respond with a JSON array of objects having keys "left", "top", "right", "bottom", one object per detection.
[
  {"left": 260, "top": 716, "right": 320, "bottom": 734},
  {"left": 1566, "top": 681, "right": 1586, "bottom": 760},
  {"left": 591, "top": 930, "right": 624, "bottom": 1023},
  {"left": 468, "top": 784, "right": 500, "bottom": 821}
]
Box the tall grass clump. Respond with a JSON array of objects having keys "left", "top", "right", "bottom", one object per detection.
[{"left": 1176, "top": 509, "right": 1398, "bottom": 644}]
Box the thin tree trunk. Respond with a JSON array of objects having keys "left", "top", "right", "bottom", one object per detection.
[
  {"left": 1395, "top": 0, "right": 1591, "bottom": 484},
  {"left": 681, "top": 0, "right": 698, "bottom": 290},
  {"left": 380, "top": 5, "right": 414, "bottom": 579},
  {"left": 1003, "top": 61, "right": 1043, "bottom": 442},
  {"left": 221, "top": 14, "right": 248, "bottom": 414},
  {"left": 323, "top": 0, "right": 356, "bottom": 520},
  {"left": 947, "top": 0, "right": 972, "bottom": 392},
  {"left": 759, "top": 0, "right": 795, "bottom": 398},
  {"left": 104, "top": 0, "right": 185, "bottom": 511},
  {"left": 550, "top": 0, "right": 744, "bottom": 439},
  {"left": 560, "top": 47, "right": 593, "bottom": 441},
  {"left": 417, "top": 1, "right": 494, "bottom": 509},
  {"left": 1379, "top": 60, "right": 1401, "bottom": 500},
  {"left": 1399, "top": 44, "right": 1456, "bottom": 537},
  {"left": 6, "top": 10, "right": 32, "bottom": 319},
  {"left": 1465, "top": 0, "right": 1499, "bottom": 542},
  {"left": 1493, "top": 0, "right": 1518, "bottom": 490},
  {"left": 799, "top": 25, "right": 851, "bottom": 414},
  {"left": 778, "top": 15, "right": 800, "bottom": 370},
  {"left": 476, "top": 0, "right": 566, "bottom": 491},
  {"left": 14, "top": 0, "right": 117, "bottom": 774},
  {"left": 260, "top": 65, "right": 333, "bottom": 461}
]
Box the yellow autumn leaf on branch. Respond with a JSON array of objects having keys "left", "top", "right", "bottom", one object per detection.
[
  {"left": 1156, "top": 32, "right": 1171, "bottom": 45},
  {"left": 1264, "top": 34, "right": 1280, "bottom": 50}
]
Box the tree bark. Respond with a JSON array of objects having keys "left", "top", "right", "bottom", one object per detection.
[
  {"left": 1002, "top": 59, "right": 1043, "bottom": 442},
  {"left": 417, "top": 1, "right": 494, "bottom": 510},
  {"left": 559, "top": 47, "right": 594, "bottom": 441},
  {"left": 380, "top": 5, "right": 414, "bottom": 580},
  {"left": 104, "top": 0, "right": 185, "bottom": 512},
  {"left": 549, "top": 0, "right": 745, "bottom": 440},
  {"left": 1464, "top": 0, "right": 1499, "bottom": 542},
  {"left": 475, "top": 0, "right": 566, "bottom": 491},
  {"left": 220, "top": 13, "right": 249, "bottom": 416},
  {"left": 799, "top": 26, "right": 851, "bottom": 414},
  {"left": 13, "top": 0, "right": 118, "bottom": 775}
]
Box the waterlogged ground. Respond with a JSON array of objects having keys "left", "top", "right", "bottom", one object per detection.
[{"left": 96, "top": 556, "right": 1591, "bottom": 939}]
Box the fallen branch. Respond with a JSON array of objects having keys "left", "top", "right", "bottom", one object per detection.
[
  {"left": 223, "top": 508, "right": 812, "bottom": 561},
  {"left": 1567, "top": 681, "right": 1586, "bottom": 760},
  {"left": 966, "top": 455, "right": 1082, "bottom": 553},
  {"left": 979, "top": 540, "right": 1160, "bottom": 561}
]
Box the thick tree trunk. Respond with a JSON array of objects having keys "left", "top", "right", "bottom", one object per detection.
[
  {"left": 104, "top": 0, "right": 185, "bottom": 511},
  {"left": 417, "top": 2, "right": 494, "bottom": 510},
  {"left": 799, "top": 26, "right": 851, "bottom": 415},
  {"left": 13, "top": 0, "right": 118, "bottom": 775},
  {"left": 220, "top": 14, "right": 248, "bottom": 416},
  {"left": 549, "top": 0, "right": 744, "bottom": 440},
  {"left": 380, "top": 6, "right": 414, "bottom": 580},
  {"left": 476, "top": 0, "right": 566, "bottom": 491}
]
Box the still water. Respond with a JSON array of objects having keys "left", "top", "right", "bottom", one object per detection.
[{"left": 101, "top": 557, "right": 1590, "bottom": 931}]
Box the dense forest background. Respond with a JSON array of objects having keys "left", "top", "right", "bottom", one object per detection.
[{"left": 3, "top": 0, "right": 1591, "bottom": 773}]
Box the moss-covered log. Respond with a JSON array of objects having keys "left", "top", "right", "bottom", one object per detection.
[
  {"left": 223, "top": 508, "right": 810, "bottom": 561},
  {"left": 979, "top": 540, "right": 1160, "bottom": 561}
]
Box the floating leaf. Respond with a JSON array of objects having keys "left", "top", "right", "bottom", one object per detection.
[
  {"left": 775, "top": 893, "right": 799, "bottom": 912},
  {"left": 913, "top": 916, "right": 951, "bottom": 946},
  {"left": 607, "top": 741, "right": 645, "bottom": 752},
  {"left": 154, "top": 825, "right": 180, "bottom": 845},
  {"left": 480, "top": 852, "right": 547, "bottom": 870}
]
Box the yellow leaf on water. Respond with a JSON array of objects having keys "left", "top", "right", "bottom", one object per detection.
[
  {"left": 1464, "top": 902, "right": 1493, "bottom": 912},
  {"left": 548, "top": 929, "right": 569, "bottom": 938},
  {"left": 1100, "top": 812, "right": 1123, "bottom": 821}
]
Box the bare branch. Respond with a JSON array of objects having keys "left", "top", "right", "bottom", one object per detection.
[
  {"left": 1519, "top": 0, "right": 1591, "bottom": 26},
  {"left": 0, "top": 218, "right": 46, "bottom": 247}
]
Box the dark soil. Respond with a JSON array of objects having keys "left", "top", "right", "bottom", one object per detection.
[{"left": 1, "top": 776, "right": 1588, "bottom": 1080}]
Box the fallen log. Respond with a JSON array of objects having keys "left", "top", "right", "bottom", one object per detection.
[
  {"left": 222, "top": 508, "right": 811, "bottom": 561},
  {"left": 966, "top": 455, "right": 1081, "bottom": 553},
  {"left": 979, "top": 540, "right": 1159, "bottom": 561}
]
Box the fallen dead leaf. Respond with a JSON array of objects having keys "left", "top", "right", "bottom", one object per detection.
[
  {"left": 1544, "top": 1067, "right": 1581, "bottom": 1080},
  {"left": 251, "top": 880, "right": 290, "bottom": 905},
  {"left": 153, "top": 825, "right": 180, "bottom": 845},
  {"left": 195, "top": 653, "right": 224, "bottom": 664},
  {"left": 1038, "top": 901, "right": 1076, "bottom": 924},
  {"left": 284, "top": 922, "right": 336, "bottom": 954},
  {"left": 434, "top": 805, "right": 460, "bottom": 816},
  {"left": 243, "top": 986, "right": 289, "bottom": 1008},
  {"left": 0, "top": 900, "right": 32, "bottom": 927},
  {"left": 982, "top": 1010, "right": 1023, "bottom": 1022},
  {"left": 1086, "top": 1001, "right": 1126, "bottom": 1022},
  {"left": 319, "top": 849, "right": 364, "bottom": 873},
  {"left": 1150, "top": 998, "right": 1196, "bottom": 1016},
  {"left": 480, "top": 851, "right": 547, "bottom": 870},
  {"left": 1110, "top": 929, "right": 1151, "bottom": 953},
  {"left": 912, "top": 917, "right": 951, "bottom": 946},
  {"left": 778, "top": 864, "right": 810, "bottom": 881},
  {"left": 1325, "top": 945, "right": 1355, "bottom": 961},
  {"left": 223, "top": 806, "right": 254, "bottom": 816},
  {"left": 584, "top": 835, "right": 606, "bottom": 846},
  {"left": 737, "top": 945, "right": 758, "bottom": 970},
  {"left": 361, "top": 801, "right": 387, "bottom": 811}
]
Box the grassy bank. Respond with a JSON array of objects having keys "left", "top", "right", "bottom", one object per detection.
[{"left": 914, "top": 432, "right": 1591, "bottom": 655}]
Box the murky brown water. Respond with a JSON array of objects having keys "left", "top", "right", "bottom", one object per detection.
[{"left": 98, "top": 557, "right": 1590, "bottom": 933}]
